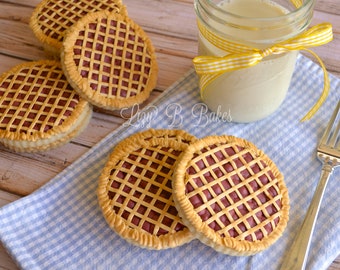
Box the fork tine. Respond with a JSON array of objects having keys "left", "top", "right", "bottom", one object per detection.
[
  {"left": 320, "top": 100, "right": 340, "bottom": 145},
  {"left": 336, "top": 120, "right": 340, "bottom": 150},
  {"left": 330, "top": 118, "right": 340, "bottom": 147}
]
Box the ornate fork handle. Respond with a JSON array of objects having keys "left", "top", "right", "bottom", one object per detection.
[{"left": 280, "top": 162, "right": 334, "bottom": 270}]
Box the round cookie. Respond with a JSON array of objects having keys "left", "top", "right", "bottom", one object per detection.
[
  {"left": 173, "top": 135, "right": 289, "bottom": 255},
  {"left": 61, "top": 10, "right": 158, "bottom": 110},
  {"left": 30, "top": 0, "right": 126, "bottom": 56},
  {"left": 0, "top": 60, "right": 92, "bottom": 152},
  {"left": 97, "top": 129, "right": 196, "bottom": 250}
]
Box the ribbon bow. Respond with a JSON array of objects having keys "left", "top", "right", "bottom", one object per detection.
[{"left": 193, "top": 22, "right": 333, "bottom": 121}]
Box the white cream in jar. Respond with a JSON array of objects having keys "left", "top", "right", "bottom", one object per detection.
[{"left": 195, "top": 0, "right": 314, "bottom": 122}]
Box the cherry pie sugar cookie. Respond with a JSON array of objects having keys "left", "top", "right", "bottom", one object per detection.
[
  {"left": 173, "top": 135, "right": 289, "bottom": 255},
  {"left": 97, "top": 129, "right": 196, "bottom": 249},
  {"left": 61, "top": 10, "right": 158, "bottom": 110},
  {"left": 0, "top": 60, "right": 92, "bottom": 152}
]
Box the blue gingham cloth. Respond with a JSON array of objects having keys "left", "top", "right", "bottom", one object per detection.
[{"left": 0, "top": 54, "right": 339, "bottom": 270}]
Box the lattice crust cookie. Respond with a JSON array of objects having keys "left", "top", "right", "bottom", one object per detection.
[
  {"left": 97, "top": 129, "right": 197, "bottom": 250},
  {"left": 61, "top": 11, "right": 158, "bottom": 110},
  {"left": 0, "top": 60, "right": 92, "bottom": 152},
  {"left": 30, "top": 0, "right": 126, "bottom": 56},
  {"left": 173, "top": 135, "right": 289, "bottom": 255}
]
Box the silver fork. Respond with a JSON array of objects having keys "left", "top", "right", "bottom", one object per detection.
[{"left": 280, "top": 100, "right": 340, "bottom": 270}]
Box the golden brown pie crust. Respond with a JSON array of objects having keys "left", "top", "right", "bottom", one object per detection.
[
  {"left": 0, "top": 60, "right": 92, "bottom": 152},
  {"left": 61, "top": 10, "right": 158, "bottom": 110},
  {"left": 173, "top": 135, "right": 289, "bottom": 255},
  {"left": 97, "top": 129, "right": 196, "bottom": 249}
]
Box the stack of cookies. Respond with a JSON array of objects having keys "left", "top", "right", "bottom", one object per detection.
[
  {"left": 0, "top": 0, "right": 158, "bottom": 152},
  {"left": 0, "top": 60, "right": 92, "bottom": 152},
  {"left": 97, "top": 129, "right": 290, "bottom": 255}
]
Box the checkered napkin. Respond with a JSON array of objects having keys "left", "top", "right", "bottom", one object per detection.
[{"left": 0, "top": 54, "right": 339, "bottom": 270}]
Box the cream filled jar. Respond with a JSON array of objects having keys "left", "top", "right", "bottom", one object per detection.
[{"left": 194, "top": 0, "right": 315, "bottom": 123}]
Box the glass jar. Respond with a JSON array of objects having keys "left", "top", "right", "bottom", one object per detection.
[{"left": 194, "top": 0, "right": 315, "bottom": 123}]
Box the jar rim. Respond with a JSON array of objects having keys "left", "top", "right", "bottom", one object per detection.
[{"left": 198, "top": 0, "right": 315, "bottom": 22}]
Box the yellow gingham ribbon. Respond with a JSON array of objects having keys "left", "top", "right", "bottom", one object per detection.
[{"left": 193, "top": 21, "right": 333, "bottom": 121}]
